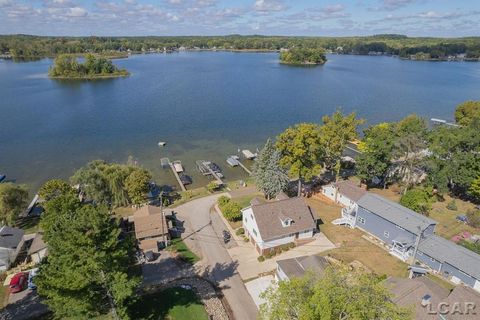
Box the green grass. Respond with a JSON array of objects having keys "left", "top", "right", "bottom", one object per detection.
[
  {"left": 0, "top": 284, "right": 8, "bottom": 309},
  {"left": 426, "top": 274, "right": 456, "bottom": 291},
  {"left": 167, "top": 238, "right": 200, "bottom": 264},
  {"left": 130, "top": 287, "right": 208, "bottom": 320}
]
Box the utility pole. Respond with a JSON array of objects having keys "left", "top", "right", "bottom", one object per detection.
[{"left": 409, "top": 225, "right": 426, "bottom": 277}]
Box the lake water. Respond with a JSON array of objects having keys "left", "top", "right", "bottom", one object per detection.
[{"left": 1, "top": 52, "right": 480, "bottom": 193}]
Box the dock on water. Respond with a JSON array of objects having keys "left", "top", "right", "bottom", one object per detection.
[
  {"left": 168, "top": 160, "right": 187, "bottom": 192},
  {"left": 226, "top": 155, "right": 251, "bottom": 175},
  {"left": 196, "top": 160, "right": 224, "bottom": 185}
]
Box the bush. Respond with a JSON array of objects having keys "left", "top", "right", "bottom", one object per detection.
[
  {"left": 217, "top": 195, "right": 230, "bottom": 207},
  {"left": 244, "top": 236, "right": 249, "bottom": 242},
  {"left": 466, "top": 210, "right": 480, "bottom": 228},
  {"left": 400, "top": 188, "right": 433, "bottom": 215},
  {"left": 257, "top": 256, "right": 265, "bottom": 262},
  {"left": 446, "top": 200, "right": 458, "bottom": 211},
  {"left": 219, "top": 200, "right": 242, "bottom": 222},
  {"left": 235, "top": 228, "right": 245, "bottom": 236},
  {"left": 206, "top": 181, "right": 219, "bottom": 193}
]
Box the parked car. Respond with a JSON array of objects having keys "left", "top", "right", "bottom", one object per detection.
[
  {"left": 28, "top": 268, "right": 39, "bottom": 290},
  {"left": 222, "top": 230, "right": 231, "bottom": 243},
  {"left": 9, "top": 272, "right": 27, "bottom": 293},
  {"left": 456, "top": 215, "right": 468, "bottom": 224}
]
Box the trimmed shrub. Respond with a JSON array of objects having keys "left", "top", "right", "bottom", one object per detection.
[
  {"left": 222, "top": 201, "right": 242, "bottom": 221},
  {"left": 446, "top": 200, "right": 458, "bottom": 211},
  {"left": 217, "top": 195, "right": 230, "bottom": 207},
  {"left": 466, "top": 210, "right": 480, "bottom": 228},
  {"left": 257, "top": 256, "right": 265, "bottom": 262},
  {"left": 235, "top": 227, "right": 245, "bottom": 236},
  {"left": 206, "top": 181, "right": 219, "bottom": 193}
]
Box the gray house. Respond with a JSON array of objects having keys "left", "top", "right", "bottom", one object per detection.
[
  {"left": 417, "top": 235, "right": 480, "bottom": 291},
  {"left": 0, "top": 226, "right": 24, "bottom": 271},
  {"left": 345, "top": 193, "right": 437, "bottom": 261}
]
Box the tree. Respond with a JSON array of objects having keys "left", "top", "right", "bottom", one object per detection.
[
  {"left": 468, "top": 176, "right": 480, "bottom": 201},
  {"left": 276, "top": 123, "right": 323, "bottom": 196},
  {"left": 39, "top": 179, "right": 76, "bottom": 201},
  {"left": 455, "top": 100, "right": 480, "bottom": 126},
  {"left": 400, "top": 188, "right": 433, "bottom": 215},
  {"left": 259, "top": 267, "right": 411, "bottom": 320},
  {"left": 36, "top": 194, "right": 139, "bottom": 319},
  {"left": 124, "top": 169, "right": 151, "bottom": 206},
  {"left": 466, "top": 209, "right": 480, "bottom": 228},
  {"left": 319, "top": 110, "right": 364, "bottom": 181},
  {"left": 71, "top": 160, "right": 112, "bottom": 205},
  {"left": 252, "top": 139, "right": 290, "bottom": 199},
  {"left": 0, "top": 183, "right": 29, "bottom": 226},
  {"left": 356, "top": 122, "right": 396, "bottom": 187}
]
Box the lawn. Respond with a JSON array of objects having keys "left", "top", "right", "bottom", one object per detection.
[
  {"left": 130, "top": 287, "right": 208, "bottom": 320},
  {"left": 306, "top": 197, "right": 409, "bottom": 277},
  {"left": 167, "top": 238, "right": 200, "bottom": 264},
  {"left": 0, "top": 284, "right": 8, "bottom": 309}
]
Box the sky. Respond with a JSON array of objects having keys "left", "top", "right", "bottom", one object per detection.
[{"left": 0, "top": 0, "right": 479, "bottom": 37}]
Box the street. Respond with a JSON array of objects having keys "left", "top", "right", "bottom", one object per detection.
[{"left": 175, "top": 194, "right": 258, "bottom": 320}]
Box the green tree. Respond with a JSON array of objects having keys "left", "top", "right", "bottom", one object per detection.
[
  {"left": 455, "top": 100, "right": 480, "bottom": 126},
  {"left": 71, "top": 160, "right": 112, "bottom": 205},
  {"left": 260, "top": 267, "right": 411, "bottom": 320},
  {"left": 39, "top": 179, "right": 76, "bottom": 201},
  {"left": 319, "top": 110, "right": 364, "bottom": 181},
  {"left": 400, "top": 188, "right": 433, "bottom": 215},
  {"left": 276, "top": 123, "right": 323, "bottom": 196},
  {"left": 466, "top": 209, "right": 480, "bottom": 228},
  {"left": 0, "top": 183, "right": 29, "bottom": 226},
  {"left": 252, "top": 139, "right": 290, "bottom": 199},
  {"left": 124, "top": 169, "right": 151, "bottom": 206},
  {"left": 356, "top": 122, "right": 396, "bottom": 187},
  {"left": 36, "top": 194, "right": 139, "bottom": 319},
  {"left": 468, "top": 176, "right": 480, "bottom": 201}
]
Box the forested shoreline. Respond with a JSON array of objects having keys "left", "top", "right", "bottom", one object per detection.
[
  {"left": 48, "top": 53, "right": 129, "bottom": 79},
  {"left": 1, "top": 34, "right": 480, "bottom": 61}
]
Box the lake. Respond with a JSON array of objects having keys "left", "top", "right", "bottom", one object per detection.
[{"left": 1, "top": 52, "right": 480, "bottom": 193}]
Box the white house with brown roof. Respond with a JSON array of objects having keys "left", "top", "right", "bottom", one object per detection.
[
  {"left": 241, "top": 197, "right": 317, "bottom": 255},
  {"left": 321, "top": 180, "right": 367, "bottom": 207},
  {"left": 133, "top": 205, "right": 170, "bottom": 253}
]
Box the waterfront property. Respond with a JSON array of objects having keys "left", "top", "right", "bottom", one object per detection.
[
  {"left": 133, "top": 205, "right": 170, "bottom": 253},
  {"left": 321, "top": 180, "right": 367, "bottom": 207},
  {"left": 0, "top": 226, "right": 24, "bottom": 271},
  {"left": 325, "top": 180, "right": 480, "bottom": 292},
  {"left": 242, "top": 197, "right": 317, "bottom": 255},
  {"left": 275, "top": 255, "right": 329, "bottom": 281}
]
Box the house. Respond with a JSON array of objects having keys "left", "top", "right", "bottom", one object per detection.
[
  {"left": 321, "top": 180, "right": 367, "bottom": 207},
  {"left": 386, "top": 276, "right": 450, "bottom": 320},
  {"left": 417, "top": 235, "right": 480, "bottom": 292},
  {"left": 0, "top": 226, "right": 24, "bottom": 271},
  {"left": 28, "top": 233, "right": 48, "bottom": 264},
  {"left": 133, "top": 205, "right": 170, "bottom": 253},
  {"left": 276, "top": 255, "right": 329, "bottom": 281},
  {"left": 242, "top": 197, "right": 317, "bottom": 255},
  {"left": 386, "top": 277, "right": 480, "bottom": 319}
]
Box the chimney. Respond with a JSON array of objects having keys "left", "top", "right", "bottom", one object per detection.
[{"left": 421, "top": 294, "right": 431, "bottom": 307}]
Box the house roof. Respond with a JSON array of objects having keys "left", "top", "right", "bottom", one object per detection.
[
  {"left": 443, "top": 286, "right": 480, "bottom": 320},
  {"left": 0, "top": 226, "right": 24, "bottom": 249},
  {"left": 133, "top": 205, "right": 169, "bottom": 240},
  {"left": 332, "top": 180, "right": 367, "bottom": 202},
  {"left": 385, "top": 276, "right": 449, "bottom": 320},
  {"left": 249, "top": 197, "right": 316, "bottom": 241},
  {"left": 419, "top": 235, "right": 480, "bottom": 280},
  {"left": 28, "top": 233, "right": 47, "bottom": 255},
  {"left": 357, "top": 193, "right": 437, "bottom": 235},
  {"left": 277, "top": 255, "right": 329, "bottom": 279}
]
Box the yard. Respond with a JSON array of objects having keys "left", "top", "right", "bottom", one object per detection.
[
  {"left": 130, "top": 287, "right": 208, "bottom": 320},
  {"left": 167, "top": 238, "right": 200, "bottom": 264},
  {"left": 306, "top": 197, "right": 409, "bottom": 277}
]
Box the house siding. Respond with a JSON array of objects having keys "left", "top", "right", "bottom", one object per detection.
[
  {"left": 322, "top": 185, "right": 354, "bottom": 207},
  {"left": 416, "top": 251, "right": 443, "bottom": 272},
  {"left": 355, "top": 206, "right": 417, "bottom": 246}
]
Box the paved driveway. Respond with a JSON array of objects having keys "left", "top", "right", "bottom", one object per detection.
[
  {"left": 245, "top": 275, "right": 275, "bottom": 309},
  {"left": 175, "top": 194, "right": 258, "bottom": 320}
]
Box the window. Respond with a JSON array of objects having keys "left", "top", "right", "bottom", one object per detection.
[
  {"left": 250, "top": 214, "right": 253, "bottom": 220},
  {"left": 384, "top": 231, "right": 389, "bottom": 238},
  {"left": 253, "top": 229, "right": 258, "bottom": 236},
  {"left": 430, "top": 257, "right": 436, "bottom": 262},
  {"left": 358, "top": 217, "right": 366, "bottom": 224}
]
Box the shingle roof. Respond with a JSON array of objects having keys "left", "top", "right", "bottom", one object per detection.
[
  {"left": 357, "top": 193, "right": 437, "bottom": 235},
  {"left": 133, "top": 205, "right": 169, "bottom": 240},
  {"left": 332, "top": 180, "right": 367, "bottom": 202},
  {"left": 419, "top": 235, "right": 480, "bottom": 280},
  {"left": 0, "top": 226, "right": 24, "bottom": 249},
  {"left": 250, "top": 197, "right": 316, "bottom": 241},
  {"left": 385, "top": 277, "right": 449, "bottom": 320},
  {"left": 443, "top": 286, "right": 480, "bottom": 320},
  {"left": 277, "top": 255, "right": 329, "bottom": 279}
]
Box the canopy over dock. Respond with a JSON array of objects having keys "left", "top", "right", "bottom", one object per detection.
[{"left": 242, "top": 149, "right": 256, "bottom": 160}]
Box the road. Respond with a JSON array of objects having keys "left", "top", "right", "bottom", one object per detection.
[{"left": 175, "top": 194, "right": 258, "bottom": 320}]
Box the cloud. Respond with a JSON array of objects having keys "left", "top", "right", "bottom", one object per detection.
[
  {"left": 67, "top": 7, "right": 87, "bottom": 17},
  {"left": 254, "top": 0, "right": 286, "bottom": 12},
  {"left": 368, "top": 0, "right": 415, "bottom": 12},
  {"left": 0, "top": 0, "right": 13, "bottom": 7},
  {"left": 321, "top": 4, "right": 345, "bottom": 15}
]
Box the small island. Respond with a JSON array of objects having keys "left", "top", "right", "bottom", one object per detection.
[
  {"left": 279, "top": 47, "right": 327, "bottom": 65},
  {"left": 49, "top": 53, "right": 129, "bottom": 79}
]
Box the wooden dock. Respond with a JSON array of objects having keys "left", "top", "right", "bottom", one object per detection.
[
  {"left": 168, "top": 161, "right": 187, "bottom": 192},
  {"left": 238, "top": 161, "right": 252, "bottom": 175},
  {"left": 196, "top": 160, "right": 223, "bottom": 185}
]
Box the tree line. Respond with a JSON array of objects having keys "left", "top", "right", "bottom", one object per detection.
[
  {"left": 1, "top": 34, "right": 480, "bottom": 60},
  {"left": 49, "top": 54, "right": 129, "bottom": 79},
  {"left": 279, "top": 48, "right": 327, "bottom": 65}
]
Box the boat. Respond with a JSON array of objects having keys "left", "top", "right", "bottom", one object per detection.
[
  {"left": 242, "top": 149, "right": 256, "bottom": 160},
  {"left": 207, "top": 162, "right": 224, "bottom": 178},
  {"left": 173, "top": 160, "right": 183, "bottom": 173},
  {"left": 0, "top": 174, "right": 5, "bottom": 183},
  {"left": 158, "top": 141, "right": 167, "bottom": 147},
  {"left": 226, "top": 156, "right": 239, "bottom": 167},
  {"left": 179, "top": 174, "right": 193, "bottom": 185}
]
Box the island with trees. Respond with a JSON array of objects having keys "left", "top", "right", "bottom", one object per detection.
[
  {"left": 48, "top": 53, "right": 129, "bottom": 79},
  {"left": 279, "top": 47, "right": 327, "bottom": 65}
]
